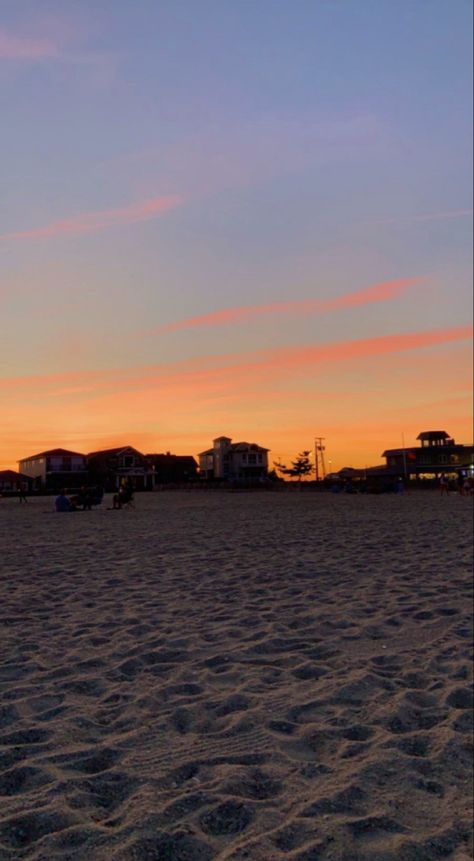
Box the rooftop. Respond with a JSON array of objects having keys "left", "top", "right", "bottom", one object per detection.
[
  {"left": 416, "top": 430, "right": 450, "bottom": 440},
  {"left": 0, "top": 469, "right": 30, "bottom": 480},
  {"left": 19, "top": 448, "right": 85, "bottom": 460},
  {"left": 87, "top": 446, "right": 142, "bottom": 459}
]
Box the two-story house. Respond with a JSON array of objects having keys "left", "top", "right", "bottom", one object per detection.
[
  {"left": 87, "top": 446, "right": 153, "bottom": 490},
  {"left": 146, "top": 452, "right": 198, "bottom": 483},
  {"left": 198, "top": 436, "right": 269, "bottom": 480},
  {"left": 18, "top": 449, "right": 88, "bottom": 490},
  {"left": 382, "top": 430, "right": 474, "bottom": 478}
]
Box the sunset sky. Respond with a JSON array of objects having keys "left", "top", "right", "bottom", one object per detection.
[{"left": 1, "top": 0, "right": 472, "bottom": 471}]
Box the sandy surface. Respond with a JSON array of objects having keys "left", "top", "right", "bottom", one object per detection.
[{"left": 0, "top": 489, "right": 472, "bottom": 861}]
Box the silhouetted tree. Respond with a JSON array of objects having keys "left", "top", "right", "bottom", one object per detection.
[
  {"left": 267, "top": 468, "right": 283, "bottom": 482},
  {"left": 274, "top": 451, "right": 313, "bottom": 481}
]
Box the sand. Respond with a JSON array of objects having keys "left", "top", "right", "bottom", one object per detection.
[{"left": 0, "top": 489, "right": 472, "bottom": 861}]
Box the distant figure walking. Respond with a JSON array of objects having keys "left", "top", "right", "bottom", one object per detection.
[
  {"left": 439, "top": 474, "right": 449, "bottom": 496},
  {"left": 18, "top": 482, "right": 28, "bottom": 503}
]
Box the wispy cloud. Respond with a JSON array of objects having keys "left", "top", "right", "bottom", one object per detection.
[
  {"left": 1, "top": 195, "right": 181, "bottom": 242},
  {"left": 250, "top": 326, "right": 472, "bottom": 374},
  {"left": 146, "top": 277, "right": 425, "bottom": 334},
  {"left": 1, "top": 325, "right": 470, "bottom": 396},
  {"left": 367, "top": 209, "right": 473, "bottom": 227},
  {"left": 0, "top": 28, "right": 59, "bottom": 60},
  {"left": 2, "top": 325, "right": 471, "bottom": 468}
]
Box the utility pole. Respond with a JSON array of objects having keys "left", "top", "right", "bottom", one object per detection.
[{"left": 314, "top": 437, "right": 326, "bottom": 480}]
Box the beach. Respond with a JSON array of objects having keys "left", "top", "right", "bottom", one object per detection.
[{"left": 0, "top": 489, "right": 472, "bottom": 861}]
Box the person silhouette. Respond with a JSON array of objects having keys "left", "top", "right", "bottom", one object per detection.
[{"left": 439, "top": 474, "right": 449, "bottom": 496}]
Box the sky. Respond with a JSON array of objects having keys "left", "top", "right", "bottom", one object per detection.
[{"left": 1, "top": 0, "right": 472, "bottom": 472}]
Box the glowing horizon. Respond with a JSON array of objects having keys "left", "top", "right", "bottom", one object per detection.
[{"left": 2, "top": 326, "right": 472, "bottom": 471}]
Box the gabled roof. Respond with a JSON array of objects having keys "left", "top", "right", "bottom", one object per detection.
[
  {"left": 230, "top": 441, "right": 269, "bottom": 452},
  {"left": 19, "top": 448, "right": 85, "bottom": 461},
  {"left": 198, "top": 441, "right": 269, "bottom": 456},
  {"left": 87, "top": 446, "right": 144, "bottom": 459},
  {"left": 146, "top": 453, "right": 197, "bottom": 465},
  {"left": 0, "top": 469, "right": 30, "bottom": 481}
]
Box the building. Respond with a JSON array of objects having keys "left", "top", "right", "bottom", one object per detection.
[
  {"left": 382, "top": 430, "right": 474, "bottom": 478},
  {"left": 18, "top": 449, "right": 88, "bottom": 490},
  {"left": 146, "top": 453, "right": 198, "bottom": 483},
  {"left": 87, "top": 446, "right": 153, "bottom": 490},
  {"left": 0, "top": 470, "right": 31, "bottom": 494},
  {"left": 198, "top": 436, "right": 269, "bottom": 480}
]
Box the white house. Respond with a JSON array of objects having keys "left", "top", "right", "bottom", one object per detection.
[
  {"left": 18, "top": 448, "right": 88, "bottom": 490},
  {"left": 198, "top": 436, "right": 269, "bottom": 480}
]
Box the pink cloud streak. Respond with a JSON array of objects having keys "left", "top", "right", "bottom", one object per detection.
[
  {"left": 1, "top": 324, "right": 470, "bottom": 395},
  {"left": 368, "top": 209, "right": 473, "bottom": 226},
  {"left": 148, "top": 277, "right": 424, "bottom": 334},
  {"left": 1, "top": 195, "right": 181, "bottom": 241},
  {"left": 0, "top": 28, "right": 59, "bottom": 59}
]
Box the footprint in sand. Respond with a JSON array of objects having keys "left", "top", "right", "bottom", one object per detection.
[{"left": 200, "top": 799, "right": 254, "bottom": 835}]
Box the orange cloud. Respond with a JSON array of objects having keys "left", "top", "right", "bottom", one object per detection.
[
  {"left": 1, "top": 195, "right": 181, "bottom": 241},
  {"left": 148, "top": 277, "right": 424, "bottom": 334},
  {"left": 0, "top": 28, "right": 59, "bottom": 59},
  {"left": 1, "top": 324, "right": 470, "bottom": 399},
  {"left": 249, "top": 325, "right": 473, "bottom": 374},
  {"left": 2, "top": 333, "right": 472, "bottom": 470}
]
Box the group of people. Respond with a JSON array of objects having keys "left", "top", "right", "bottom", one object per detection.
[
  {"left": 440, "top": 472, "right": 473, "bottom": 496},
  {"left": 54, "top": 486, "right": 104, "bottom": 512},
  {"left": 53, "top": 481, "right": 134, "bottom": 511}
]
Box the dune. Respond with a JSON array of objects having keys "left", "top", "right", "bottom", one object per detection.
[{"left": 0, "top": 490, "right": 472, "bottom": 860}]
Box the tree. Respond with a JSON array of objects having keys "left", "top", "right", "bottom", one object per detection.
[
  {"left": 266, "top": 468, "right": 283, "bottom": 482},
  {"left": 274, "top": 451, "right": 313, "bottom": 481}
]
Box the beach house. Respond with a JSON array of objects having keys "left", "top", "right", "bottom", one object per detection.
[
  {"left": 146, "top": 452, "right": 198, "bottom": 483},
  {"left": 0, "top": 470, "right": 32, "bottom": 494},
  {"left": 382, "top": 430, "right": 474, "bottom": 478},
  {"left": 198, "top": 436, "right": 269, "bottom": 480},
  {"left": 87, "top": 446, "right": 153, "bottom": 490},
  {"left": 18, "top": 449, "right": 88, "bottom": 490}
]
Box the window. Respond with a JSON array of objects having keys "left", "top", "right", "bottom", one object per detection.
[
  {"left": 248, "top": 454, "right": 257, "bottom": 464},
  {"left": 258, "top": 453, "right": 263, "bottom": 463},
  {"left": 242, "top": 454, "right": 247, "bottom": 462},
  {"left": 124, "top": 456, "right": 134, "bottom": 468}
]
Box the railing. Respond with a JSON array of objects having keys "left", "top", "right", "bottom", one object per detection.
[{"left": 46, "top": 464, "right": 87, "bottom": 472}]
